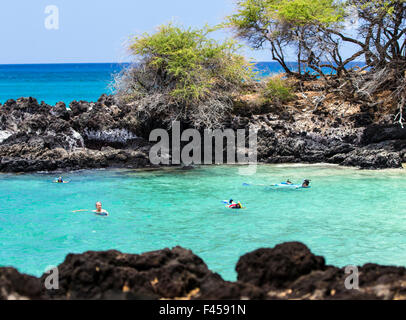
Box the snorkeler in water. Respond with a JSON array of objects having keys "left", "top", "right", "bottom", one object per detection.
[
  {"left": 54, "top": 177, "right": 70, "bottom": 184},
  {"left": 227, "top": 200, "right": 243, "bottom": 209},
  {"left": 232, "top": 202, "right": 242, "bottom": 209}
]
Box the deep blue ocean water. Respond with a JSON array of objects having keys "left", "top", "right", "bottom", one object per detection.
[
  {"left": 0, "top": 63, "right": 128, "bottom": 105},
  {"left": 0, "top": 62, "right": 365, "bottom": 105}
]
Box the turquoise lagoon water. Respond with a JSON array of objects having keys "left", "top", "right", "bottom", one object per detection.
[{"left": 0, "top": 164, "right": 405, "bottom": 281}]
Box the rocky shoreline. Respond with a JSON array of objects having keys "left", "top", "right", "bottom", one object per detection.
[
  {"left": 0, "top": 94, "right": 405, "bottom": 173},
  {"left": 1, "top": 242, "right": 405, "bottom": 300},
  {"left": 0, "top": 96, "right": 153, "bottom": 173}
]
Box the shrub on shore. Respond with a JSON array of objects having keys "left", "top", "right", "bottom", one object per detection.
[
  {"left": 262, "top": 75, "right": 295, "bottom": 104},
  {"left": 114, "top": 23, "right": 254, "bottom": 130}
]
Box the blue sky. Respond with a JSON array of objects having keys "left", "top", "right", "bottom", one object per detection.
[
  {"left": 0, "top": 0, "right": 262, "bottom": 64},
  {"left": 0, "top": 0, "right": 355, "bottom": 64}
]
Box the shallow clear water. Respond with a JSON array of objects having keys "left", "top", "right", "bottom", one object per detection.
[{"left": 0, "top": 164, "right": 405, "bottom": 281}]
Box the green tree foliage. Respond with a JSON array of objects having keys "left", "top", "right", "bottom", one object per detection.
[
  {"left": 227, "top": 0, "right": 345, "bottom": 77},
  {"left": 129, "top": 24, "right": 253, "bottom": 102},
  {"left": 115, "top": 23, "right": 254, "bottom": 129},
  {"left": 227, "top": 0, "right": 406, "bottom": 126},
  {"left": 348, "top": 0, "right": 406, "bottom": 70},
  {"left": 228, "top": 0, "right": 406, "bottom": 77}
]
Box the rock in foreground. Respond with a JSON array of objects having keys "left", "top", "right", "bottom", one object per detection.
[
  {"left": 1, "top": 242, "right": 405, "bottom": 300},
  {"left": 0, "top": 267, "right": 44, "bottom": 300}
]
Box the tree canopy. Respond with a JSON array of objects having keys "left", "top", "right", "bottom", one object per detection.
[
  {"left": 227, "top": 0, "right": 406, "bottom": 126},
  {"left": 115, "top": 24, "right": 254, "bottom": 129},
  {"left": 228, "top": 0, "right": 406, "bottom": 77},
  {"left": 227, "top": 0, "right": 346, "bottom": 77}
]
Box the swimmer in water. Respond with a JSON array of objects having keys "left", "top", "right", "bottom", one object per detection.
[
  {"left": 93, "top": 202, "right": 109, "bottom": 216},
  {"left": 233, "top": 202, "right": 242, "bottom": 209},
  {"left": 54, "top": 177, "right": 70, "bottom": 184},
  {"left": 73, "top": 202, "right": 109, "bottom": 216},
  {"left": 227, "top": 200, "right": 243, "bottom": 209}
]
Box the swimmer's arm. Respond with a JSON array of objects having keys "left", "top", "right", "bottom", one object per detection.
[{"left": 72, "top": 209, "right": 89, "bottom": 213}]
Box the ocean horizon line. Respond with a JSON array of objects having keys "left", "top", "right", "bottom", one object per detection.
[
  {"left": 0, "top": 62, "right": 131, "bottom": 66},
  {"left": 0, "top": 61, "right": 365, "bottom": 66}
]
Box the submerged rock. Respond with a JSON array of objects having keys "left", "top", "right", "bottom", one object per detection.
[{"left": 1, "top": 242, "right": 406, "bottom": 300}]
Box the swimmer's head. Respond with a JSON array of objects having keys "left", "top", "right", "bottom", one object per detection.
[{"left": 95, "top": 202, "right": 102, "bottom": 210}]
